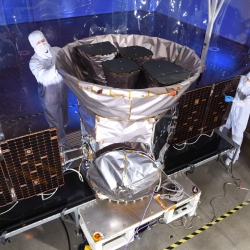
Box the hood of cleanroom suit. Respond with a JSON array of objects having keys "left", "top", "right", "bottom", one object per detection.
[
  {"left": 28, "top": 30, "right": 52, "bottom": 59},
  {"left": 247, "top": 72, "right": 250, "bottom": 81}
]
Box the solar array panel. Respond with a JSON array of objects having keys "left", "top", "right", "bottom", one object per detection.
[
  {"left": 172, "top": 86, "right": 212, "bottom": 144},
  {"left": 0, "top": 161, "right": 13, "bottom": 208},
  {"left": 0, "top": 128, "right": 64, "bottom": 201},
  {"left": 203, "top": 76, "right": 240, "bottom": 133},
  {"left": 172, "top": 76, "right": 240, "bottom": 145}
]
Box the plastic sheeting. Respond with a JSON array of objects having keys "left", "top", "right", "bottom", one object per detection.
[
  {"left": 88, "top": 146, "right": 161, "bottom": 201},
  {"left": 0, "top": 0, "right": 249, "bottom": 141},
  {"left": 57, "top": 34, "right": 202, "bottom": 121}
]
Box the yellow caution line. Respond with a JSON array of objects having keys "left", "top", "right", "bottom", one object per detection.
[{"left": 163, "top": 199, "right": 250, "bottom": 250}]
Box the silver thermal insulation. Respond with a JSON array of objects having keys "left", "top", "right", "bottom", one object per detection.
[
  {"left": 88, "top": 147, "right": 161, "bottom": 201},
  {"left": 57, "top": 34, "right": 201, "bottom": 201},
  {"left": 57, "top": 34, "right": 202, "bottom": 121},
  {"left": 79, "top": 103, "right": 155, "bottom": 151}
]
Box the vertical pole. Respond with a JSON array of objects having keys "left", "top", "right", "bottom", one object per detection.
[
  {"left": 0, "top": 123, "right": 5, "bottom": 161},
  {"left": 200, "top": 0, "right": 225, "bottom": 68}
]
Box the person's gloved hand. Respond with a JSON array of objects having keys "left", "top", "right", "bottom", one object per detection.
[{"left": 224, "top": 95, "right": 234, "bottom": 102}]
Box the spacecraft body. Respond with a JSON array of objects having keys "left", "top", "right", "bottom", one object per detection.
[{"left": 57, "top": 34, "right": 202, "bottom": 201}]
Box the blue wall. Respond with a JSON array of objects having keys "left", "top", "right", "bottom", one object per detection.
[
  {"left": 0, "top": 0, "right": 135, "bottom": 24},
  {"left": 0, "top": 0, "right": 250, "bottom": 45}
]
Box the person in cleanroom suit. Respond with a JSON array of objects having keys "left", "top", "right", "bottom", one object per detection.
[
  {"left": 220, "top": 72, "right": 250, "bottom": 166},
  {"left": 28, "top": 30, "right": 68, "bottom": 146}
]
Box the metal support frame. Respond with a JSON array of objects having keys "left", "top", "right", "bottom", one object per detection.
[
  {"left": 200, "top": 0, "right": 225, "bottom": 67},
  {"left": 0, "top": 205, "right": 82, "bottom": 244},
  {"left": 78, "top": 173, "right": 201, "bottom": 250},
  {"left": 0, "top": 122, "right": 5, "bottom": 161},
  {"left": 169, "top": 128, "right": 240, "bottom": 176}
]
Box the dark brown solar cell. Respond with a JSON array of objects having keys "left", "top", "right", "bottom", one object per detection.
[
  {"left": 119, "top": 46, "right": 153, "bottom": 66},
  {"left": 142, "top": 60, "right": 191, "bottom": 87},
  {"left": 172, "top": 86, "right": 212, "bottom": 145},
  {"left": 203, "top": 76, "right": 240, "bottom": 133},
  {"left": 0, "top": 161, "right": 13, "bottom": 207},
  {"left": 102, "top": 58, "right": 140, "bottom": 89},
  {"left": 1, "top": 128, "right": 64, "bottom": 201},
  {"left": 77, "top": 42, "right": 117, "bottom": 56}
]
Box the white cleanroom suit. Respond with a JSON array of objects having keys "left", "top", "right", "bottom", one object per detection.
[
  {"left": 220, "top": 72, "right": 250, "bottom": 164},
  {"left": 28, "top": 30, "right": 68, "bottom": 145}
]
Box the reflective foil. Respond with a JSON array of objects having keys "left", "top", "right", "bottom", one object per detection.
[
  {"left": 88, "top": 148, "right": 161, "bottom": 201},
  {"left": 78, "top": 102, "right": 155, "bottom": 151},
  {"left": 57, "top": 34, "right": 202, "bottom": 121}
]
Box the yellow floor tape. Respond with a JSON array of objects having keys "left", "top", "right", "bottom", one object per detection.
[{"left": 163, "top": 199, "right": 250, "bottom": 250}]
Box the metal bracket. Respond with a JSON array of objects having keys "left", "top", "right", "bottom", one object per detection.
[
  {"left": 216, "top": 151, "right": 222, "bottom": 162},
  {"left": 186, "top": 164, "right": 195, "bottom": 174},
  {"left": 60, "top": 208, "right": 67, "bottom": 221},
  {"left": 0, "top": 231, "right": 10, "bottom": 245}
]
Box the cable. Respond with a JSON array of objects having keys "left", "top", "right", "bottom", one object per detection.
[
  {"left": 154, "top": 165, "right": 188, "bottom": 202},
  {"left": 173, "top": 131, "right": 214, "bottom": 150},
  {"left": 215, "top": 160, "right": 240, "bottom": 186},
  {"left": 64, "top": 168, "right": 83, "bottom": 182},
  {"left": 227, "top": 138, "right": 241, "bottom": 184},
  {"left": 156, "top": 179, "right": 184, "bottom": 202},
  {"left": 135, "top": 219, "right": 158, "bottom": 233},
  {"left": 0, "top": 201, "right": 18, "bottom": 215},
  {"left": 173, "top": 143, "right": 186, "bottom": 151},
  {"left": 123, "top": 191, "right": 155, "bottom": 250},
  {"left": 209, "top": 182, "right": 248, "bottom": 222},
  {"left": 194, "top": 214, "right": 211, "bottom": 225},
  {"left": 0, "top": 196, "right": 60, "bottom": 221},
  {"left": 60, "top": 219, "right": 71, "bottom": 250},
  {"left": 37, "top": 188, "right": 58, "bottom": 201},
  {"left": 42, "top": 188, "right": 58, "bottom": 201},
  {"left": 64, "top": 161, "right": 84, "bottom": 182}
]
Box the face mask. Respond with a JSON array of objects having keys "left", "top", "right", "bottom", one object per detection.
[
  {"left": 35, "top": 41, "right": 52, "bottom": 59},
  {"left": 36, "top": 42, "right": 49, "bottom": 53}
]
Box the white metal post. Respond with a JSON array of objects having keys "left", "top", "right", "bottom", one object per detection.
[{"left": 200, "top": 0, "right": 225, "bottom": 68}]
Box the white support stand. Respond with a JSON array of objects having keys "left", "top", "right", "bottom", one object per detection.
[
  {"left": 200, "top": 0, "right": 225, "bottom": 68},
  {"left": 163, "top": 192, "right": 201, "bottom": 224},
  {"left": 79, "top": 217, "right": 135, "bottom": 250},
  {"left": 78, "top": 173, "right": 201, "bottom": 250}
]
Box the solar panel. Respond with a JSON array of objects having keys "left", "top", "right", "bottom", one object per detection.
[
  {"left": 0, "top": 161, "right": 13, "bottom": 208},
  {"left": 172, "top": 76, "right": 240, "bottom": 145},
  {"left": 77, "top": 42, "right": 117, "bottom": 56},
  {"left": 172, "top": 86, "right": 212, "bottom": 145},
  {"left": 0, "top": 128, "right": 64, "bottom": 201},
  {"left": 202, "top": 76, "right": 240, "bottom": 133},
  {"left": 142, "top": 60, "right": 191, "bottom": 87}
]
